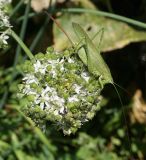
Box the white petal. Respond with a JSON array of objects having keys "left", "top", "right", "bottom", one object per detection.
[
  {"left": 81, "top": 72, "right": 90, "bottom": 82},
  {"left": 68, "top": 95, "right": 79, "bottom": 102}
]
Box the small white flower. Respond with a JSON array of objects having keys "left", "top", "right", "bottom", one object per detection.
[
  {"left": 59, "top": 59, "right": 64, "bottom": 64},
  {"left": 63, "top": 129, "right": 71, "bottom": 135},
  {"left": 48, "top": 59, "right": 59, "bottom": 65},
  {"left": 59, "top": 107, "right": 67, "bottom": 115},
  {"left": 50, "top": 70, "right": 57, "bottom": 78},
  {"left": 81, "top": 72, "right": 90, "bottom": 82},
  {"left": 68, "top": 58, "right": 74, "bottom": 63},
  {"left": 73, "top": 84, "right": 82, "bottom": 94},
  {"left": 35, "top": 87, "right": 52, "bottom": 109},
  {"left": 52, "top": 95, "right": 65, "bottom": 106},
  {"left": 2, "top": 16, "right": 10, "bottom": 26},
  {"left": 34, "top": 60, "right": 47, "bottom": 74},
  {"left": 22, "top": 84, "right": 36, "bottom": 95},
  {"left": 0, "top": 0, "right": 12, "bottom": 6},
  {"left": 60, "top": 64, "right": 64, "bottom": 71},
  {"left": 43, "top": 86, "right": 53, "bottom": 93},
  {"left": 68, "top": 95, "right": 79, "bottom": 102},
  {"left": 54, "top": 110, "right": 59, "bottom": 115},
  {"left": 23, "top": 74, "right": 38, "bottom": 84},
  {"left": 0, "top": 0, "right": 12, "bottom": 48},
  {"left": 2, "top": 34, "right": 9, "bottom": 44}
]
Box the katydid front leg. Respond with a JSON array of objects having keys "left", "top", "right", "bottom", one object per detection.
[
  {"left": 98, "top": 75, "right": 104, "bottom": 89},
  {"left": 76, "top": 38, "right": 88, "bottom": 66}
]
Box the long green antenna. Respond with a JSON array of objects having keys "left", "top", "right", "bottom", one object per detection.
[
  {"left": 45, "top": 11, "right": 74, "bottom": 46},
  {"left": 113, "top": 82, "right": 131, "bottom": 97},
  {"left": 112, "top": 84, "right": 133, "bottom": 159}
]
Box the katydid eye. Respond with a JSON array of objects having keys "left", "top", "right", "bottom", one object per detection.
[{"left": 87, "top": 26, "right": 92, "bottom": 31}]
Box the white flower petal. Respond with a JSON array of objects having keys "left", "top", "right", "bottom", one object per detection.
[
  {"left": 81, "top": 72, "right": 90, "bottom": 82},
  {"left": 68, "top": 95, "right": 79, "bottom": 102}
]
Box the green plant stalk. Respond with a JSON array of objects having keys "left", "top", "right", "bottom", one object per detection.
[
  {"left": 11, "top": 29, "right": 34, "bottom": 59},
  {"left": 10, "top": 0, "right": 24, "bottom": 17},
  {"left": 17, "top": 12, "right": 39, "bottom": 22},
  {"left": 61, "top": 8, "right": 146, "bottom": 29},
  {"left": 14, "top": 0, "right": 31, "bottom": 67}
]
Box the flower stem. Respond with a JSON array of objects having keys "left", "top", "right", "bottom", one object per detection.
[{"left": 11, "top": 29, "right": 34, "bottom": 60}]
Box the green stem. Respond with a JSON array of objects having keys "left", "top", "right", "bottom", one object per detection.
[
  {"left": 10, "top": 0, "right": 24, "bottom": 17},
  {"left": 14, "top": 0, "right": 31, "bottom": 66},
  {"left": 17, "top": 12, "right": 39, "bottom": 22},
  {"left": 11, "top": 29, "right": 34, "bottom": 59},
  {"left": 61, "top": 8, "right": 146, "bottom": 29}
]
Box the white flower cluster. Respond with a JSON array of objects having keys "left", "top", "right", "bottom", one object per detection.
[
  {"left": 0, "top": 0, "right": 12, "bottom": 48},
  {"left": 19, "top": 48, "right": 102, "bottom": 135}
]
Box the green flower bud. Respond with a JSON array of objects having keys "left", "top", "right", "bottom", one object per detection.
[
  {"left": 35, "top": 53, "right": 45, "bottom": 59},
  {"left": 46, "top": 65, "right": 52, "bottom": 71},
  {"left": 86, "top": 96, "right": 94, "bottom": 103},
  {"left": 30, "top": 82, "right": 38, "bottom": 89},
  {"left": 86, "top": 112, "right": 95, "bottom": 119},
  {"left": 27, "top": 94, "right": 35, "bottom": 102},
  {"left": 45, "top": 75, "right": 52, "bottom": 82},
  {"left": 46, "top": 46, "right": 54, "bottom": 53},
  {"left": 18, "top": 84, "right": 24, "bottom": 91},
  {"left": 36, "top": 86, "right": 42, "bottom": 93},
  {"left": 63, "top": 49, "right": 70, "bottom": 57}
]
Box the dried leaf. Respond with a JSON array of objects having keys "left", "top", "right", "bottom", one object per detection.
[
  {"left": 130, "top": 89, "right": 146, "bottom": 124},
  {"left": 31, "top": 0, "right": 67, "bottom": 12},
  {"left": 31, "top": 0, "right": 55, "bottom": 12}
]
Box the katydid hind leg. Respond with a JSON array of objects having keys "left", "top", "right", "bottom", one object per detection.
[
  {"left": 99, "top": 75, "right": 104, "bottom": 89},
  {"left": 73, "top": 26, "right": 89, "bottom": 66},
  {"left": 77, "top": 46, "right": 88, "bottom": 66}
]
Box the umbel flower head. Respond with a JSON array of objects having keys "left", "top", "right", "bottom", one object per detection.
[
  {"left": 0, "top": 0, "right": 12, "bottom": 48},
  {"left": 18, "top": 47, "right": 103, "bottom": 135}
]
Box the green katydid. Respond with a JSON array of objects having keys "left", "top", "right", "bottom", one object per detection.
[
  {"left": 72, "top": 22, "right": 113, "bottom": 88},
  {"left": 49, "top": 14, "right": 128, "bottom": 101}
]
